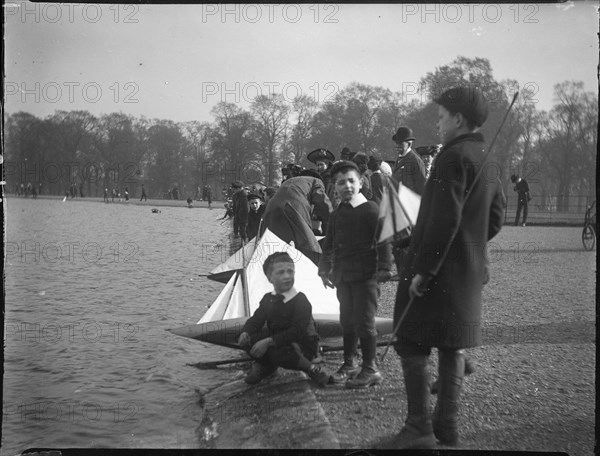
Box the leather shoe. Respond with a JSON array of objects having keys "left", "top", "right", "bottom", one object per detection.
[
  {"left": 346, "top": 368, "right": 383, "bottom": 389},
  {"left": 330, "top": 362, "right": 361, "bottom": 384}
]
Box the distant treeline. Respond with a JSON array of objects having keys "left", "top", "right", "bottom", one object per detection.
[{"left": 4, "top": 56, "right": 596, "bottom": 210}]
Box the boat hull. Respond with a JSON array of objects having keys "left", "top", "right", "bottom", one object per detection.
[{"left": 169, "top": 313, "right": 394, "bottom": 349}]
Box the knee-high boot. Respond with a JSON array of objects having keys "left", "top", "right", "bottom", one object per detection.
[
  {"left": 393, "top": 355, "right": 436, "bottom": 449},
  {"left": 433, "top": 349, "right": 465, "bottom": 446},
  {"left": 346, "top": 336, "right": 383, "bottom": 388}
]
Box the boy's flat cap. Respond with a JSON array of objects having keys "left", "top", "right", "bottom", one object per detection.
[{"left": 434, "top": 86, "right": 489, "bottom": 127}]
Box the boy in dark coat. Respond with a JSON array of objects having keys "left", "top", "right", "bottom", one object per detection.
[
  {"left": 238, "top": 252, "right": 331, "bottom": 387},
  {"left": 391, "top": 87, "right": 504, "bottom": 448},
  {"left": 246, "top": 193, "right": 266, "bottom": 241},
  {"left": 318, "top": 160, "right": 393, "bottom": 388}
]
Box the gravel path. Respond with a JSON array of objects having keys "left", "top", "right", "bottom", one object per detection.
[{"left": 312, "top": 226, "right": 595, "bottom": 454}]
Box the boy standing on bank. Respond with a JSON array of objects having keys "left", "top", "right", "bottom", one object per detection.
[
  {"left": 238, "top": 252, "right": 332, "bottom": 387},
  {"left": 318, "top": 160, "right": 393, "bottom": 388},
  {"left": 391, "top": 86, "right": 504, "bottom": 448}
]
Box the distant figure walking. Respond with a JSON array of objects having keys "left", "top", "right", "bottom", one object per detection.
[
  {"left": 204, "top": 184, "right": 213, "bottom": 208},
  {"left": 104, "top": 188, "right": 109, "bottom": 203},
  {"left": 124, "top": 186, "right": 130, "bottom": 201},
  {"left": 511, "top": 174, "right": 531, "bottom": 226},
  {"left": 140, "top": 184, "right": 147, "bottom": 202}
]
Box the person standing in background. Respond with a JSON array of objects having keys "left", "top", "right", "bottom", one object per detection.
[
  {"left": 205, "top": 184, "right": 213, "bottom": 209},
  {"left": 367, "top": 156, "right": 390, "bottom": 206},
  {"left": 246, "top": 193, "right": 266, "bottom": 241},
  {"left": 391, "top": 126, "right": 427, "bottom": 196},
  {"left": 511, "top": 174, "right": 531, "bottom": 226},
  {"left": 231, "top": 180, "right": 249, "bottom": 241}
]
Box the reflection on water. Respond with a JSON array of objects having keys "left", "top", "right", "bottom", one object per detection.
[{"left": 3, "top": 198, "right": 242, "bottom": 453}]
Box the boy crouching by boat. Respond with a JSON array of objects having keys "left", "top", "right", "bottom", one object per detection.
[
  {"left": 237, "top": 252, "right": 332, "bottom": 387},
  {"left": 318, "top": 160, "right": 393, "bottom": 388}
]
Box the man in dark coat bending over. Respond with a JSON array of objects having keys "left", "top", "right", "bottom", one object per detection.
[
  {"left": 391, "top": 86, "right": 504, "bottom": 449},
  {"left": 260, "top": 175, "right": 332, "bottom": 265}
]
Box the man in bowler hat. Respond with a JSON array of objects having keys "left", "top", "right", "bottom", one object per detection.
[
  {"left": 391, "top": 126, "right": 427, "bottom": 196},
  {"left": 390, "top": 86, "right": 504, "bottom": 448},
  {"left": 390, "top": 127, "right": 427, "bottom": 278}
]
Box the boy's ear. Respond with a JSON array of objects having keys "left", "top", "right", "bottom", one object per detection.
[{"left": 455, "top": 111, "right": 466, "bottom": 128}]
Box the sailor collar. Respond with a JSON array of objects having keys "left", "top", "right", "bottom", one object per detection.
[
  {"left": 271, "top": 287, "right": 298, "bottom": 303},
  {"left": 346, "top": 192, "right": 368, "bottom": 208}
]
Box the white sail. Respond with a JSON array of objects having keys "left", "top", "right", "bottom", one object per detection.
[
  {"left": 377, "top": 181, "right": 421, "bottom": 244},
  {"left": 198, "top": 229, "right": 339, "bottom": 324},
  {"left": 207, "top": 238, "right": 258, "bottom": 279}
]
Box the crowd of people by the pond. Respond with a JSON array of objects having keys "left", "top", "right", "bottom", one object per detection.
[
  {"left": 219, "top": 137, "right": 442, "bottom": 242},
  {"left": 226, "top": 87, "right": 514, "bottom": 450}
]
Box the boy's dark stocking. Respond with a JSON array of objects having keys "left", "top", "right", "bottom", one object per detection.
[{"left": 330, "top": 332, "right": 360, "bottom": 384}]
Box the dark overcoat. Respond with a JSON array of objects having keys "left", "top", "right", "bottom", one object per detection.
[
  {"left": 391, "top": 149, "right": 427, "bottom": 196},
  {"left": 247, "top": 204, "right": 266, "bottom": 241},
  {"left": 394, "top": 133, "right": 504, "bottom": 349},
  {"left": 260, "top": 176, "right": 332, "bottom": 263},
  {"left": 232, "top": 189, "right": 249, "bottom": 223}
]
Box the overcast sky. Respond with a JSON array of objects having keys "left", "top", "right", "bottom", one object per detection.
[{"left": 5, "top": 2, "right": 598, "bottom": 123}]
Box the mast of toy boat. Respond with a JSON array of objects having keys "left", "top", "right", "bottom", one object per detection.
[
  {"left": 239, "top": 219, "right": 264, "bottom": 317},
  {"left": 240, "top": 238, "right": 251, "bottom": 317}
]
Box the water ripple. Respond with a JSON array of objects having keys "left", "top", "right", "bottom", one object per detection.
[{"left": 3, "top": 198, "right": 235, "bottom": 454}]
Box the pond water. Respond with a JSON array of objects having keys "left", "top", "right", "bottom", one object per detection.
[{"left": 2, "top": 197, "right": 242, "bottom": 454}]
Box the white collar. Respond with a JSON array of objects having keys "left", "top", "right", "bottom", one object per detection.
[
  {"left": 272, "top": 287, "right": 298, "bottom": 302},
  {"left": 347, "top": 192, "right": 368, "bottom": 208}
]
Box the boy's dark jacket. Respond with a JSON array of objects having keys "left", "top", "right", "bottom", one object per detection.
[
  {"left": 241, "top": 291, "right": 318, "bottom": 348},
  {"left": 318, "top": 199, "right": 392, "bottom": 283}
]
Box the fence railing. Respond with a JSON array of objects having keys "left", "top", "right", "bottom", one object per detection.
[{"left": 504, "top": 195, "right": 595, "bottom": 226}]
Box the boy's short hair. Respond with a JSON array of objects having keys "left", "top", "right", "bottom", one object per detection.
[
  {"left": 330, "top": 160, "right": 360, "bottom": 180},
  {"left": 263, "top": 251, "right": 294, "bottom": 276}
]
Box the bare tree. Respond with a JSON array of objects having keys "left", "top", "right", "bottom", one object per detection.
[
  {"left": 250, "top": 94, "right": 290, "bottom": 185},
  {"left": 288, "top": 94, "right": 319, "bottom": 166}
]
